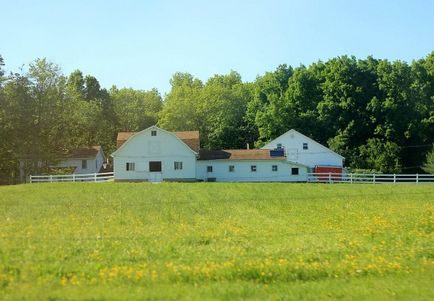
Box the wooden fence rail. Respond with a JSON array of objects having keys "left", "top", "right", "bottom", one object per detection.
[
  {"left": 307, "top": 172, "right": 434, "bottom": 184},
  {"left": 29, "top": 172, "right": 114, "bottom": 183}
]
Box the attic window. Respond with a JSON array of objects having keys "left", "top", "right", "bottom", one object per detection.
[
  {"left": 151, "top": 130, "right": 157, "bottom": 136},
  {"left": 303, "top": 143, "right": 308, "bottom": 150}
]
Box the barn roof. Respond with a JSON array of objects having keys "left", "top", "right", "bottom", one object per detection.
[
  {"left": 116, "top": 130, "right": 200, "bottom": 152},
  {"left": 198, "top": 149, "right": 286, "bottom": 160}
]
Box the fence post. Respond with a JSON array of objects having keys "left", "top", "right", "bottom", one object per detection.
[
  {"left": 393, "top": 174, "right": 396, "bottom": 184},
  {"left": 350, "top": 173, "right": 353, "bottom": 184},
  {"left": 94, "top": 173, "right": 97, "bottom": 182},
  {"left": 329, "top": 172, "right": 332, "bottom": 184},
  {"left": 73, "top": 174, "right": 76, "bottom": 182},
  {"left": 373, "top": 174, "right": 376, "bottom": 184},
  {"left": 50, "top": 175, "right": 53, "bottom": 183},
  {"left": 29, "top": 175, "right": 32, "bottom": 183},
  {"left": 416, "top": 173, "right": 419, "bottom": 184}
]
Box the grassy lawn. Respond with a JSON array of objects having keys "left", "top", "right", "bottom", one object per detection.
[{"left": 0, "top": 183, "right": 433, "bottom": 300}]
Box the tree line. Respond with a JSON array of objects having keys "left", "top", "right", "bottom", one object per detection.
[{"left": 0, "top": 52, "right": 433, "bottom": 183}]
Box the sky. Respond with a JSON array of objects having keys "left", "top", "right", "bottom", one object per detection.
[{"left": 2, "top": 0, "right": 434, "bottom": 95}]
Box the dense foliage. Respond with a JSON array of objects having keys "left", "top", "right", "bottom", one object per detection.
[{"left": 0, "top": 52, "right": 433, "bottom": 182}]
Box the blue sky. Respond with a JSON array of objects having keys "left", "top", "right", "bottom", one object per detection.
[{"left": 2, "top": 0, "right": 433, "bottom": 95}]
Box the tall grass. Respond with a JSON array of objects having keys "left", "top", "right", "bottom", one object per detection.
[{"left": 0, "top": 183, "right": 433, "bottom": 300}]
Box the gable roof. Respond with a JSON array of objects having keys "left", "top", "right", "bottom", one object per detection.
[
  {"left": 173, "top": 131, "right": 200, "bottom": 152},
  {"left": 113, "top": 126, "right": 199, "bottom": 157},
  {"left": 66, "top": 146, "right": 101, "bottom": 159},
  {"left": 262, "top": 129, "right": 345, "bottom": 159},
  {"left": 198, "top": 149, "right": 286, "bottom": 161},
  {"left": 19, "top": 146, "right": 103, "bottom": 160},
  {"left": 116, "top": 129, "right": 200, "bottom": 152}
]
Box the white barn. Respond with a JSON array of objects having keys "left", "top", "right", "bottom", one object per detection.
[
  {"left": 261, "top": 129, "right": 344, "bottom": 169},
  {"left": 112, "top": 127, "right": 199, "bottom": 182},
  {"left": 111, "top": 126, "right": 330, "bottom": 182}
]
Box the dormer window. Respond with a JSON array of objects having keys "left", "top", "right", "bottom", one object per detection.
[
  {"left": 303, "top": 143, "right": 308, "bottom": 150},
  {"left": 277, "top": 143, "right": 282, "bottom": 149},
  {"left": 151, "top": 130, "right": 157, "bottom": 136}
]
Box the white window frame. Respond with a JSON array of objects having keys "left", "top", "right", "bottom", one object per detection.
[
  {"left": 151, "top": 130, "right": 157, "bottom": 136},
  {"left": 272, "top": 165, "right": 278, "bottom": 172},
  {"left": 303, "top": 143, "right": 308, "bottom": 150},
  {"left": 174, "top": 161, "right": 183, "bottom": 170},
  {"left": 207, "top": 166, "right": 213, "bottom": 173},
  {"left": 126, "top": 162, "right": 135, "bottom": 171},
  {"left": 229, "top": 165, "right": 235, "bottom": 172},
  {"left": 251, "top": 165, "right": 257, "bottom": 172}
]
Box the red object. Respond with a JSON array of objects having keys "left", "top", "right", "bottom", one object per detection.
[{"left": 314, "top": 166, "right": 343, "bottom": 181}]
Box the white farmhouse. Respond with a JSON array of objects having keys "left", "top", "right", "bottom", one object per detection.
[
  {"left": 111, "top": 126, "right": 313, "bottom": 182},
  {"left": 52, "top": 146, "right": 106, "bottom": 174},
  {"left": 261, "top": 129, "right": 344, "bottom": 169},
  {"left": 19, "top": 145, "right": 106, "bottom": 182}
]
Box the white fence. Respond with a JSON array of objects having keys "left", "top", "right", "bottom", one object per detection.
[
  {"left": 307, "top": 172, "right": 434, "bottom": 184},
  {"left": 28, "top": 172, "right": 434, "bottom": 184},
  {"left": 29, "top": 172, "right": 114, "bottom": 183}
]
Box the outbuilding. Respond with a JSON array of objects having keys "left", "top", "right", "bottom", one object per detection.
[{"left": 111, "top": 126, "right": 341, "bottom": 182}]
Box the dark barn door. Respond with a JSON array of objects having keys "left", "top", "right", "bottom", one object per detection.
[{"left": 149, "top": 161, "right": 162, "bottom": 172}]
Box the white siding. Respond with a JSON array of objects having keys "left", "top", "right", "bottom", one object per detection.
[
  {"left": 113, "top": 127, "right": 196, "bottom": 181},
  {"left": 53, "top": 148, "right": 105, "bottom": 174},
  {"left": 196, "top": 160, "right": 307, "bottom": 182},
  {"left": 261, "top": 130, "right": 343, "bottom": 168}
]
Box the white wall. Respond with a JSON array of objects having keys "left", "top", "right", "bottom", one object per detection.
[
  {"left": 261, "top": 130, "right": 343, "bottom": 168},
  {"left": 53, "top": 148, "right": 105, "bottom": 174},
  {"left": 196, "top": 160, "right": 307, "bottom": 182},
  {"left": 113, "top": 127, "right": 197, "bottom": 181}
]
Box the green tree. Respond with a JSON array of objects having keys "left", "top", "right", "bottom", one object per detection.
[
  {"left": 422, "top": 146, "right": 434, "bottom": 173},
  {"left": 111, "top": 87, "right": 162, "bottom": 132},
  {"left": 199, "top": 71, "right": 253, "bottom": 149},
  {"left": 158, "top": 73, "right": 203, "bottom": 131},
  {"left": 358, "top": 138, "right": 402, "bottom": 173},
  {"left": 247, "top": 64, "right": 293, "bottom": 146}
]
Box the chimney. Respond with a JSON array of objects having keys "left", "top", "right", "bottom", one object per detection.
[{"left": 246, "top": 143, "right": 250, "bottom": 150}]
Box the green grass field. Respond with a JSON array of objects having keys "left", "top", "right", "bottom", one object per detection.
[{"left": 0, "top": 183, "right": 433, "bottom": 300}]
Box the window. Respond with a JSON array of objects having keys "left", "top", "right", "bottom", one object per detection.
[
  {"left": 151, "top": 130, "right": 157, "bottom": 136},
  {"left": 277, "top": 143, "right": 282, "bottom": 149},
  {"left": 149, "top": 161, "right": 162, "bottom": 172},
  {"left": 229, "top": 165, "right": 235, "bottom": 172},
  {"left": 291, "top": 167, "right": 299, "bottom": 175},
  {"left": 126, "top": 162, "right": 135, "bottom": 171},
  {"left": 82, "top": 160, "right": 87, "bottom": 169},
  {"left": 251, "top": 165, "right": 257, "bottom": 172},
  {"left": 207, "top": 166, "right": 213, "bottom": 172},
  {"left": 303, "top": 143, "right": 308, "bottom": 150},
  {"left": 272, "top": 165, "right": 278, "bottom": 172},
  {"left": 174, "top": 161, "right": 183, "bottom": 170}
]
